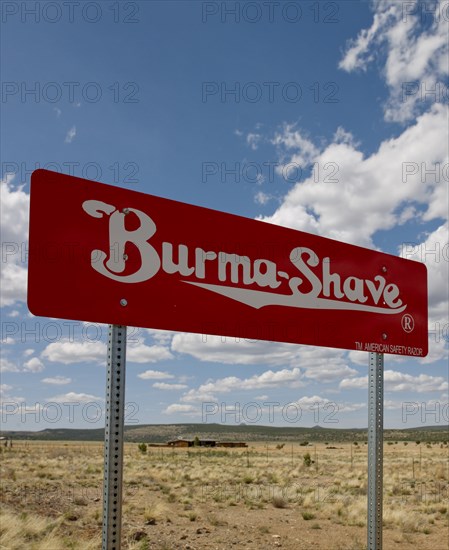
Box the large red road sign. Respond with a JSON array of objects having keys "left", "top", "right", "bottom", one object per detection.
[{"left": 28, "top": 170, "right": 428, "bottom": 356}]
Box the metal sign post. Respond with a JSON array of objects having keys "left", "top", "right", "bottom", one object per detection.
[
  {"left": 367, "top": 352, "right": 384, "bottom": 550},
  {"left": 102, "top": 325, "right": 127, "bottom": 550}
]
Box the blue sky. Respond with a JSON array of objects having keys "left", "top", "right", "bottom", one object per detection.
[{"left": 1, "top": 1, "right": 448, "bottom": 431}]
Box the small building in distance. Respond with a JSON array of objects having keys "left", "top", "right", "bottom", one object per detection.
[
  {"left": 197, "top": 439, "right": 216, "bottom": 447},
  {"left": 166, "top": 439, "right": 191, "bottom": 447},
  {"left": 216, "top": 441, "right": 248, "bottom": 448},
  {"left": 166, "top": 438, "right": 247, "bottom": 448}
]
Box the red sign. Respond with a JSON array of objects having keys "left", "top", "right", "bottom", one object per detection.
[{"left": 28, "top": 170, "right": 428, "bottom": 356}]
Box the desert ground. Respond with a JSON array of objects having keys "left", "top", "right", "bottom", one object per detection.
[{"left": 0, "top": 440, "right": 448, "bottom": 549}]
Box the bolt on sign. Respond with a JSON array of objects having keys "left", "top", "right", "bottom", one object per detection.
[{"left": 28, "top": 170, "right": 428, "bottom": 357}]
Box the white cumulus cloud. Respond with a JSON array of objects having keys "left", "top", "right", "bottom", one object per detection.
[
  {"left": 163, "top": 403, "right": 199, "bottom": 415},
  {"left": 152, "top": 382, "right": 188, "bottom": 391},
  {"left": 260, "top": 105, "right": 448, "bottom": 248},
  {"left": 340, "top": 369, "right": 448, "bottom": 393},
  {"left": 23, "top": 357, "right": 44, "bottom": 372},
  {"left": 339, "top": 0, "right": 449, "bottom": 122},
  {"left": 41, "top": 339, "right": 106, "bottom": 364},
  {"left": 127, "top": 344, "right": 173, "bottom": 363},
  {"left": 41, "top": 376, "right": 72, "bottom": 385},
  {"left": 137, "top": 369, "right": 174, "bottom": 380},
  {"left": 1, "top": 174, "right": 29, "bottom": 306},
  {"left": 49, "top": 391, "right": 103, "bottom": 403},
  {"left": 65, "top": 125, "right": 77, "bottom": 143}
]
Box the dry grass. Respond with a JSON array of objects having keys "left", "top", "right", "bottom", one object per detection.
[{"left": 0, "top": 440, "right": 447, "bottom": 549}]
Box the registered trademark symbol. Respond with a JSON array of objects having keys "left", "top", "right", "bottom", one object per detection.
[{"left": 402, "top": 314, "right": 415, "bottom": 333}]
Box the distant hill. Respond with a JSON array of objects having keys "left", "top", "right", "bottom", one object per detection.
[{"left": 1, "top": 423, "right": 447, "bottom": 443}]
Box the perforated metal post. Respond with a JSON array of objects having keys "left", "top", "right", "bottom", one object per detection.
[
  {"left": 367, "top": 352, "right": 384, "bottom": 550},
  {"left": 102, "top": 325, "right": 127, "bottom": 550}
]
